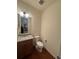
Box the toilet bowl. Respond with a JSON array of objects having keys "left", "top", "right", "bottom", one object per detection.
[
  {"left": 34, "top": 36, "right": 44, "bottom": 52},
  {"left": 36, "top": 41, "right": 43, "bottom": 52}
]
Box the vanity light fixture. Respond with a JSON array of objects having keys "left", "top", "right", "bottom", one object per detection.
[{"left": 19, "top": 11, "right": 30, "bottom": 18}]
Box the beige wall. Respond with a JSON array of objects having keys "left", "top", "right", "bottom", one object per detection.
[
  {"left": 41, "top": 0, "right": 61, "bottom": 58},
  {"left": 17, "top": 0, "right": 42, "bottom": 36}
]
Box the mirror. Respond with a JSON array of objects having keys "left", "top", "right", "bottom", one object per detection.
[{"left": 17, "top": 11, "right": 32, "bottom": 35}]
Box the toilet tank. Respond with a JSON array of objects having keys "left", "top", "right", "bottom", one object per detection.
[{"left": 34, "top": 36, "right": 40, "bottom": 41}]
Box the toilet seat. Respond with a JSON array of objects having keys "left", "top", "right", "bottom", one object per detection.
[{"left": 36, "top": 41, "right": 43, "bottom": 47}]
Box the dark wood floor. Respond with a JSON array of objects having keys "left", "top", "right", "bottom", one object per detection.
[{"left": 23, "top": 48, "right": 55, "bottom": 59}]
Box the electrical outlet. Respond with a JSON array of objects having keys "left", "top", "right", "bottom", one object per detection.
[{"left": 45, "top": 40, "right": 47, "bottom": 43}]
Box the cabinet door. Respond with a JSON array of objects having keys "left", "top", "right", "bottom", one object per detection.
[{"left": 17, "top": 39, "right": 34, "bottom": 59}]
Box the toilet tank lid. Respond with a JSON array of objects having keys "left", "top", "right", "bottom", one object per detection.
[{"left": 35, "top": 36, "right": 40, "bottom": 38}]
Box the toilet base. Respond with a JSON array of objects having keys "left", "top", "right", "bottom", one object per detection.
[{"left": 35, "top": 45, "right": 43, "bottom": 52}]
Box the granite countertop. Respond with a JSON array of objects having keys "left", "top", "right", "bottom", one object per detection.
[{"left": 17, "top": 34, "right": 34, "bottom": 42}]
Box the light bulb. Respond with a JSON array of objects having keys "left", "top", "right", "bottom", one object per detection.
[
  {"left": 19, "top": 11, "right": 24, "bottom": 17},
  {"left": 25, "top": 13, "right": 30, "bottom": 18}
]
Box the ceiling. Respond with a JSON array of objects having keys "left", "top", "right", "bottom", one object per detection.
[{"left": 21, "top": 0, "right": 56, "bottom": 11}]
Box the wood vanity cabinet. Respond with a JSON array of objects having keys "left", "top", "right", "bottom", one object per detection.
[{"left": 17, "top": 39, "right": 34, "bottom": 59}]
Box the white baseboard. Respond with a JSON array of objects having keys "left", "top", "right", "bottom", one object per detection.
[{"left": 44, "top": 47, "right": 57, "bottom": 59}]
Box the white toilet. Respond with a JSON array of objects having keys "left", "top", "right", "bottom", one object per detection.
[{"left": 35, "top": 36, "right": 43, "bottom": 52}]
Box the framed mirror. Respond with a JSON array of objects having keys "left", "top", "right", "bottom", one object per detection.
[{"left": 17, "top": 11, "right": 32, "bottom": 35}]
